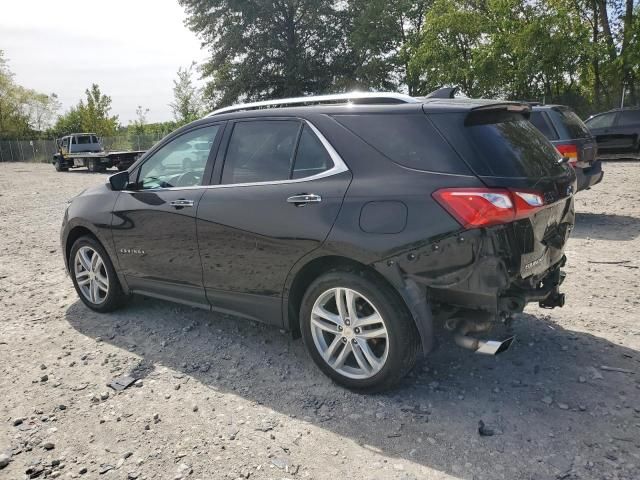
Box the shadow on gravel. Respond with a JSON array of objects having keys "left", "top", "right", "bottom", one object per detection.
[
  {"left": 66, "top": 298, "right": 640, "bottom": 479},
  {"left": 572, "top": 212, "right": 640, "bottom": 241}
]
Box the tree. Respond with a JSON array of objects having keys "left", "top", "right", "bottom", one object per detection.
[
  {"left": 344, "top": 0, "right": 431, "bottom": 93},
  {"left": 0, "top": 50, "right": 60, "bottom": 139},
  {"left": 169, "top": 63, "right": 203, "bottom": 124},
  {"left": 79, "top": 84, "right": 119, "bottom": 136},
  {"left": 51, "top": 84, "right": 119, "bottom": 137},
  {"left": 130, "top": 105, "right": 150, "bottom": 135},
  {"left": 179, "top": 0, "right": 346, "bottom": 107}
]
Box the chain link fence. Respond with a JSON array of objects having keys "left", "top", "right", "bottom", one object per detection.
[{"left": 0, "top": 134, "right": 165, "bottom": 163}]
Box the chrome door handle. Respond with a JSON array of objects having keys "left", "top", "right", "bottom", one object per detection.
[
  {"left": 286, "top": 194, "right": 322, "bottom": 205},
  {"left": 169, "top": 199, "right": 195, "bottom": 208}
]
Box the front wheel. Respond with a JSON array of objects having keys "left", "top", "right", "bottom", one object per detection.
[
  {"left": 54, "top": 157, "right": 67, "bottom": 172},
  {"left": 300, "top": 270, "right": 420, "bottom": 392},
  {"left": 69, "top": 236, "right": 127, "bottom": 312}
]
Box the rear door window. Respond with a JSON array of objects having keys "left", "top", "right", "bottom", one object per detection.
[
  {"left": 618, "top": 110, "right": 640, "bottom": 126},
  {"left": 431, "top": 110, "right": 565, "bottom": 178},
  {"left": 529, "top": 111, "right": 558, "bottom": 140},
  {"left": 221, "top": 120, "right": 335, "bottom": 184},
  {"left": 332, "top": 113, "right": 470, "bottom": 174},
  {"left": 222, "top": 120, "right": 300, "bottom": 184}
]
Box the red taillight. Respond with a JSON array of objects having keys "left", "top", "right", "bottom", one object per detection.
[
  {"left": 555, "top": 144, "right": 578, "bottom": 166},
  {"left": 433, "top": 188, "right": 545, "bottom": 229}
]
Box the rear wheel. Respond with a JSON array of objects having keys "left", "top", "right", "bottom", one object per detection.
[
  {"left": 300, "top": 270, "right": 419, "bottom": 392},
  {"left": 87, "top": 159, "right": 105, "bottom": 173},
  {"left": 69, "top": 236, "right": 126, "bottom": 312}
]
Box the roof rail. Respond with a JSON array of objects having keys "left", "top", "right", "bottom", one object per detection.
[{"left": 206, "top": 92, "right": 418, "bottom": 116}]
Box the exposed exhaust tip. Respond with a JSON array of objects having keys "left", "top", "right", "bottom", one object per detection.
[{"left": 475, "top": 336, "right": 514, "bottom": 355}]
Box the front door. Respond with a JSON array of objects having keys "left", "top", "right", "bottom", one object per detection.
[
  {"left": 196, "top": 119, "right": 351, "bottom": 324},
  {"left": 111, "top": 124, "right": 224, "bottom": 307},
  {"left": 586, "top": 112, "right": 618, "bottom": 152}
]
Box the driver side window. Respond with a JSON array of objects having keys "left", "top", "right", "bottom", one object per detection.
[{"left": 138, "top": 125, "right": 220, "bottom": 189}]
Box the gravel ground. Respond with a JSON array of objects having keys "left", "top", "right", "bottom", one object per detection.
[{"left": 1, "top": 162, "right": 639, "bottom": 480}]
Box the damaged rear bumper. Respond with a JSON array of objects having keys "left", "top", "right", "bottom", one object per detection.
[{"left": 374, "top": 225, "right": 569, "bottom": 320}]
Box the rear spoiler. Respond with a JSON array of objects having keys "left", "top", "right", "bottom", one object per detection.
[{"left": 465, "top": 103, "right": 531, "bottom": 126}]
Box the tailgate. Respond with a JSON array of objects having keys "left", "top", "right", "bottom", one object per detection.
[
  {"left": 510, "top": 194, "right": 574, "bottom": 278},
  {"left": 429, "top": 104, "right": 576, "bottom": 278}
]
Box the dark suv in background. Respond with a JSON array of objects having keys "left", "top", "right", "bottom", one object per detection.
[
  {"left": 585, "top": 107, "right": 640, "bottom": 157},
  {"left": 61, "top": 93, "right": 575, "bottom": 391},
  {"left": 529, "top": 105, "right": 603, "bottom": 191}
]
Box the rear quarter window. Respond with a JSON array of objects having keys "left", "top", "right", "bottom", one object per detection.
[{"left": 331, "top": 113, "right": 471, "bottom": 174}]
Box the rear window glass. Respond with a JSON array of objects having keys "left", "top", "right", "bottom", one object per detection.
[
  {"left": 529, "top": 111, "right": 558, "bottom": 140},
  {"left": 431, "top": 111, "right": 565, "bottom": 178},
  {"left": 76, "top": 135, "right": 95, "bottom": 144},
  {"left": 550, "top": 108, "right": 591, "bottom": 139},
  {"left": 332, "top": 113, "right": 470, "bottom": 174}
]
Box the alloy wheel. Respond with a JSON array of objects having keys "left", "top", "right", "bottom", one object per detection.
[
  {"left": 74, "top": 246, "right": 109, "bottom": 304},
  {"left": 310, "top": 287, "right": 389, "bottom": 379}
]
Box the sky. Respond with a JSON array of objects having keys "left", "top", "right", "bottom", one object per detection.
[{"left": 1, "top": 0, "right": 207, "bottom": 124}]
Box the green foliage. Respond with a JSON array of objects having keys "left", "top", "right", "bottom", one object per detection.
[
  {"left": 0, "top": 50, "right": 60, "bottom": 140},
  {"left": 406, "top": 0, "right": 638, "bottom": 115},
  {"left": 169, "top": 63, "right": 203, "bottom": 125},
  {"left": 51, "top": 84, "right": 119, "bottom": 138},
  {"left": 179, "top": 0, "right": 348, "bottom": 106}
]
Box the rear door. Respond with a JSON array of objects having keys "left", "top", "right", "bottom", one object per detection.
[
  {"left": 111, "top": 124, "right": 224, "bottom": 307},
  {"left": 430, "top": 106, "right": 576, "bottom": 279},
  {"left": 613, "top": 110, "right": 640, "bottom": 152},
  {"left": 196, "top": 118, "right": 351, "bottom": 325}
]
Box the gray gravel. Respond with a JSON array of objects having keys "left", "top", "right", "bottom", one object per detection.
[{"left": 1, "top": 162, "right": 639, "bottom": 479}]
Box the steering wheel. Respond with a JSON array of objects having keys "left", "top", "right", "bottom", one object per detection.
[{"left": 174, "top": 171, "right": 199, "bottom": 187}]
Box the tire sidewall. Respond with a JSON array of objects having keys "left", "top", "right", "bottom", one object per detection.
[
  {"left": 69, "top": 236, "right": 123, "bottom": 312},
  {"left": 299, "top": 270, "right": 417, "bottom": 391}
]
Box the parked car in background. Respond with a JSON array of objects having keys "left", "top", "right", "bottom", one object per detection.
[
  {"left": 61, "top": 92, "right": 575, "bottom": 391},
  {"left": 584, "top": 108, "right": 640, "bottom": 157},
  {"left": 529, "top": 105, "right": 603, "bottom": 191}
]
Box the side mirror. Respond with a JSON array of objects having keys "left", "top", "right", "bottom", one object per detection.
[{"left": 109, "top": 170, "right": 130, "bottom": 191}]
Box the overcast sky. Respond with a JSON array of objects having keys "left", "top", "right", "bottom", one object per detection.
[{"left": 1, "top": 0, "right": 206, "bottom": 124}]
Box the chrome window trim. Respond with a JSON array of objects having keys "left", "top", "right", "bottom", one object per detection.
[{"left": 122, "top": 119, "right": 349, "bottom": 193}]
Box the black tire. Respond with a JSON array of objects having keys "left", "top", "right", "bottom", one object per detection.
[
  {"left": 69, "top": 235, "right": 127, "bottom": 313},
  {"left": 54, "top": 158, "right": 68, "bottom": 172},
  {"left": 117, "top": 164, "right": 128, "bottom": 171},
  {"left": 87, "top": 159, "right": 105, "bottom": 173},
  {"left": 300, "top": 269, "right": 420, "bottom": 392}
]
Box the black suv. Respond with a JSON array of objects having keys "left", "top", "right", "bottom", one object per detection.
[
  {"left": 585, "top": 107, "right": 640, "bottom": 156},
  {"left": 61, "top": 93, "right": 575, "bottom": 391},
  {"left": 529, "top": 105, "right": 603, "bottom": 191}
]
